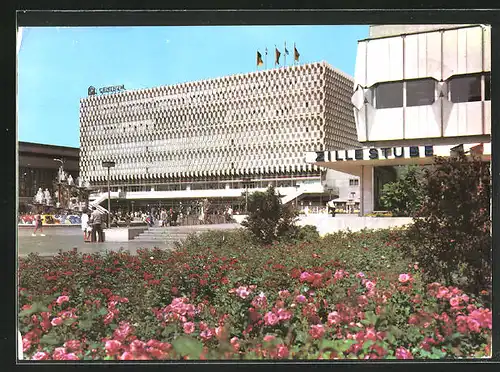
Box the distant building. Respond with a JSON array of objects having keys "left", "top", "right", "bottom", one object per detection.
[
  {"left": 79, "top": 62, "right": 360, "bottom": 212},
  {"left": 307, "top": 24, "right": 491, "bottom": 215},
  {"left": 18, "top": 142, "right": 79, "bottom": 211}
]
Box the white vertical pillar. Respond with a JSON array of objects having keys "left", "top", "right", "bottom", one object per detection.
[{"left": 360, "top": 165, "right": 375, "bottom": 216}]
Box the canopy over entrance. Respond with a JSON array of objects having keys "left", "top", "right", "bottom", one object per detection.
[{"left": 305, "top": 143, "right": 491, "bottom": 176}]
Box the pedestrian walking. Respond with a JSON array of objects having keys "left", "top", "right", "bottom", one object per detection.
[{"left": 32, "top": 212, "right": 45, "bottom": 237}]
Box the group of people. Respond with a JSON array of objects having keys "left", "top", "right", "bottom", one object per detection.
[{"left": 80, "top": 207, "right": 104, "bottom": 242}]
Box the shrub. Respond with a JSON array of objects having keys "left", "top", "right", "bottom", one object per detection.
[
  {"left": 241, "top": 186, "right": 298, "bottom": 244},
  {"left": 405, "top": 154, "right": 491, "bottom": 295},
  {"left": 380, "top": 166, "right": 425, "bottom": 217},
  {"left": 18, "top": 231, "right": 492, "bottom": 360}
]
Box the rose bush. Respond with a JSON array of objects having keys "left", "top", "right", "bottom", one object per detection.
[{"left": 18, "top": 229, "right": 491, "bottom": 360}]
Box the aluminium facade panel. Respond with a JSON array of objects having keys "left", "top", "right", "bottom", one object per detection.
[{"left": 79, "top": 62, "right": 358, "bottom": 184}]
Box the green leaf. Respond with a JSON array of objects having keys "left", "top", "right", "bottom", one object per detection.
[
  {"left": 172, "top": 336, "right": 203, "bottom": 359},
  {"left": 109, "top": 323, "right": 118, "bottom": 330},
  {"left": 97, "top": 308, "right": 109, "bottom": 316},
  {"left": 63, "top": 318, "right": 76, "bottom": 326},
  {"left": 40, "top": 334, "right": 61, "bottom": 345},
  {"left": 78, "top": 319, "right": 93, "bottom": 330}
]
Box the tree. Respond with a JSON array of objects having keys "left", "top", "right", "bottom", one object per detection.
[
  {"left": 406, "top": 154, "right": 491, "bottom": 294},
  {"left": 379, "top": 165, "right": 425, "bottom": 217},
  {"left": 241, "top": 186, "right": 299, "bottom": 244}
]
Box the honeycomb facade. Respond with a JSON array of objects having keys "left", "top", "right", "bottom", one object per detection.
[{"left": 79, "top": 61, "right": 359, "bottom": 186}]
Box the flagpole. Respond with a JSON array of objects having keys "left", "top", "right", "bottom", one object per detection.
[{"left": 284, "top": 41, "right": 287, "bottom": 67}]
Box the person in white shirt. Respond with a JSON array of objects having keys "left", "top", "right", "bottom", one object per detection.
[{"left": 81, "top": 210, "right": 90, "bottom": 241}]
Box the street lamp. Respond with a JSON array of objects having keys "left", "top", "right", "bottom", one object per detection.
[{"left": 102, "top": 160, "right": 116, "bottom": 227}]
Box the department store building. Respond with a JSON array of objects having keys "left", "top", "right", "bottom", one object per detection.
[
  {"left": 306, "top": 24, "right": 491, "bottom": 215},
  {"left": 80, "top": 62, "right": 360, "bottom": 211}
]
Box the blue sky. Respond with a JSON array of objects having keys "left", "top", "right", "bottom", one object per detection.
[{"left": 17, "top": 25, "right": 369, "bottom": 148}]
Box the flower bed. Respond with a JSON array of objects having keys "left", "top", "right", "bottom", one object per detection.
[{"left": 18, "top": 229, "right": 491, "bottom": 360}]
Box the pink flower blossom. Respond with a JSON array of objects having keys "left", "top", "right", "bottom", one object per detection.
[
  {"left": 295, "top": 295, "right": 306, "bottom": 303},
  {"left": 235, "top": 286, "right": 251, "bottom": 299},
  {"left": 60, "top": 353, "right": 79, "bottom": 360},
  {"left": 200, "top": 328, "right": 214, "bottom": 340},
  {"left": 105, "top": 340, "right": 122, "bottom": 356},
  {"left": 263, "top": 334, "right": 276, "bottom": 343},
  {"left": 51, "top": 317, "right": 63, "bottom": 326},
  {"left": 300, "top": 271, "right": 314, "bottom": 283},
  {"left": 63, "top": 340, "right": 81, "bottom": 351},
  {"left": 467, "top": 318, "right": 481, "bottom": 333},
  {"left": 52, "top": 347, "right": 67, "bottom": 360},
  {"left": 22, "top": 338, "right": 31, "bottom": 352},
  {"left": 31, "top": 351, "right": 50, "bottom": 360},
  {"left": 395, "top": 347, "right": 413, "bottom": 359},
  {"left": 277, "top": 345, "right": 289, "bottom": 359},
  {"left": 436, "top": 286, "right": 449, "bottom": 299},
  {"left": 119, "top": 352, "right": 135, "bottom": 360},
  {"left": 365, "top": 280, "right": 376, "bottom": 291},
  {"left": 263, "top": 312, "right": 279, "bottom": 326},
  {"left": 327, "top": 311, "right": 340, "bottom": 326},
  {"left": 251, "top": 293, "right": 268, "bottom": 309},
  {"left": 56, "top": 295, "right": 69, "bottom": 305},
  {"left": 183, "top": 322, "right": 195, "bottom": 334},
  {"left": 356, "top": 272, "right": 365, "bottom": 278},
  {"left": 113, "top": 322, "right": 132, "bottom": 341},
  {"left": 398, "top": 274, "right": 411, "bottom": 283},
  {"left": 276, "top": 308, "right": 292, "bottom": 321},
  {"left": 449, "top": 297, "right": 461, "bottom": 307},
  {"left": 278, "top": 290, "right": 291, "bottom": 299},
  {"left": 130, "top": 340, "right": 146, "bottom": 354},
  {"left": 309, "top": 324, "right": 325, "bottom": 339},
  {"left": 230, "top": 337, "right": 240, "bottom": 352},
  {"left": 334, "top": 270, "right": 345, "bottom": 280}
]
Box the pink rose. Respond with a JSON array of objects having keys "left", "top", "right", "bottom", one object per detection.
[
  {"left": 63, "top": 340, "right": 81, "bottom": 351},
  {"left": 327, "top": 311, "right": 340, "bottom": 326},
  {"left": 56, "top": 295, "right": 70, "bottom": 305},
  {"left": 395, "top": 347, "right": 413, "bottom": 359},
  {"left": 398, "top": 274, "right": 411, "bottom": 283},
  {"left": 119, "top": 352, "right": 135, "bottom": 360},
  {"left": 60, "top": 353, "right": 79, "bottom": 360},
  {"left": 105, "top": 340, "right": 122, "bottom": 356},
  {"left": 309, "top": 324, "right": 325, "bottom": 339},
  {"left": 129, "top": 340, "right": 146, "bottom": 354},
  {"left": 235, "top": 286, "right": 251, "bottom": 299},
  {"left": 295, "top": 295, "right": 306, "bottom": 303},
  {"left": 277, "top": 345, "right": 289, "bottom": 359},
  {"left": 449, "top": 297, "right": 461, "bottom": 307},
  {"left": 365, "top": 280, "right": 376, "bottom": 291},
  {"left": 31, "top": 351, "right": 50, "bottom": 360},
  {"left": 183, "top": 322, "right": 195, "bottom": 334},
  {"left": 230, "top": 337, "right": 240, "bottom": 352},
  {"left": 276, "top": 308, "right": 292, "bottom": 321},
  {"left": 200, "top": 329, "right": 214, "bottom": 340},
  {"left": 22, "top": 338, "right": 31, "bottom": 352},
  {"left": 263, "top": 312, "right": 279, "bottom": 326},
  {"left": 467, "top": 318, "right": 481, "bottom": 333},
  {"left": 263, "top": 334, "right": 276, "bottom": 343},
  {"left": 52, "top": 347, "right": 67, "bottom": 360},
  {"left": 334, "top": 270, "right": 345, "bottom": 280},
  {"left": 278, "top": 290, "right": 290, "bottom": 299},
  {"left": 51, "top": 317, "right": 63, "bottom": 326}
]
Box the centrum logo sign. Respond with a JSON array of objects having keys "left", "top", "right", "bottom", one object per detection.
[
  {"left": 99, "top": 85, "right": 126, "bottom": 94},
  {"left": 87, "top": 85, "right": 125, "bottom": 96}
]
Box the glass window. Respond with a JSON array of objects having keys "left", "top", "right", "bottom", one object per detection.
[
  {"left": 349, "top": 179, "right": 359, "bottom": 186},
  {"left": 406, "top": 79, "right": 436, "bottom": 106},
  {"left": 449, "top": 74, "right": 482, "bottom": 103},
  {"left": 485, "top": 72, "right": 491, "bottom": 101},
  {"left": 374, "top": 82, "right": 404, "bottom": 109}
]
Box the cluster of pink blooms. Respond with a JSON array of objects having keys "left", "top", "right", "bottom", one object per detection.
[
  {"left": 456, "top": 308, "right": 492, "bottom": 334},
  {"left": 230, "top": 285, "right": 256, "bottom": 299},
  {"left": 251, "top": 292, "right": 268, "bottom": 309},
  {"left": 159, "top": 297, "right": 197, "bottom": 323},
  {"left": 263, "top": 307, "right": 293, "bottom": 326},
  {"left": 106, "top": 339, "right": 173, "bottom": 360}
]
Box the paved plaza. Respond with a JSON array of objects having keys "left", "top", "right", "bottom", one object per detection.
[{"left": 17, "top": 224, "right": 240, "bottom": 258}]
